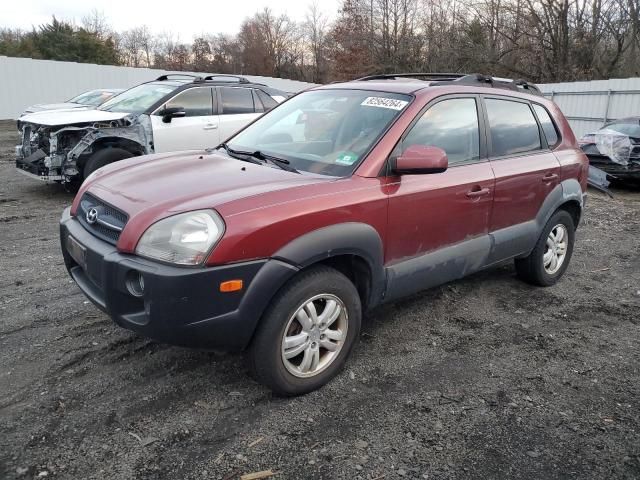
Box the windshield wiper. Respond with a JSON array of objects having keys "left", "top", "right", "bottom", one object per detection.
[
  {"left": 215, "top": 143, "right": 262, "bottom": 165},
  {"left": 215, "top": 143, "right": 299, "bottom": 173}
]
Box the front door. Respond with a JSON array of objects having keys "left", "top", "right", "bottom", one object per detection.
[
  {"left": 384, "top": 96, "right": 495, "bottom": 300},
  {"left": 151, "top": 87, "right": 219, "bottom": 152}
]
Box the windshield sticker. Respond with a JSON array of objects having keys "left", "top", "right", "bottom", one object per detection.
[
  {"left": 361, "top": 97, "right": 408, "bottom": 110},
  {"left": 335, "top": 152, "right": 359, "bottom": 165}
]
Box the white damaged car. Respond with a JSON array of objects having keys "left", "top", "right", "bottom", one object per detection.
[{"left": 15, "top": 74, "right": 288, "bottom": 185}]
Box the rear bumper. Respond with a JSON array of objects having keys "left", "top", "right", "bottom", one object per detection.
[{"left": 60, "top": 207, "right": 299, "bottom": 350}]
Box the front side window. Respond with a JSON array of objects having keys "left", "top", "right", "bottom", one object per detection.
[
  {"left": 99, "top": 83, "right": 175, "bottom": 113},
  {"left": 485, "top": 98, "right": 541, "bottom": 157},
  {"left": 220, "top": 87, "right": 255, "bottom": 114},
  {"left": 164, "top": 88, "right": 213, "bottom": 117},
  {"left": 227, "top": 89, "right": 411, "bottom": 176},
  {"left": 401, "top": 98, "right": 480, "bottom": 165},
  {"left": 532, "top": 104, "right": 559, "bottom": 146}
]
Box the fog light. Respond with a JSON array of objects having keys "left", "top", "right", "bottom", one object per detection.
[
  {"left": 220, "top": 279, "right": 243, "bottom": 292},
  {"left": 125, "top": 270, "right": 145, "bottom": 297}
]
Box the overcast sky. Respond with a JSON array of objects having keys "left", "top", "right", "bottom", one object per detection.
[{"left": 0, "top": 0, "right": 341, "bottom": 39}]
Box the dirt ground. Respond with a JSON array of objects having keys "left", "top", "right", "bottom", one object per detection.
[{"left": 0, "top": 119, "right": 638, "bottom": 480}]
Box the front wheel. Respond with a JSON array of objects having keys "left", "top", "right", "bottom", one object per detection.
[
  {"left": 515, "top": 210, "right": 576, "bottom": 286},
  {"left": 83, "top": 147, "right": 134, "bottom": 180},
  {"left": 247, "top": 266, "right": 362, "bottom": 396}
]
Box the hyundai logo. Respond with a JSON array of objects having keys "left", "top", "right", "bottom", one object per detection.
[{"left": 86, "top": 208, "right": 99, "bottom": 225}]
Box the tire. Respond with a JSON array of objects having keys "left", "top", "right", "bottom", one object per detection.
[
  {"left": 515, "top": 210, "right": 575, "bottom": 286},
  {"left": 83, "top": 147, "right": 133, "bottom": 180},
  {"left": 247, "top": 266, "right": 362, "bottom": 396}
]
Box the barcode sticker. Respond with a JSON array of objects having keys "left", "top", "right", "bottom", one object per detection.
[{"left": 361, "top": 97, "right": 408, "bottom": 110}]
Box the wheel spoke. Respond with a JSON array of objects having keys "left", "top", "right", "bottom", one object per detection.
[
  {"left": 299, "top": 347, "right": 314, "bottom": 372},
  {"left": 310, "top": 348, "right": 320, "bottom": 371},
  {"left": 284, "top": 332, "right": 308, "bottom": 350},
  {"left": 305, "top": 301, "right": 319, "bottom": 324},
  {"left": 546, "top": 237, "right": 555, "bottom": 249},
  {"left": 320, "top": 339, "right": 339, "bottom": 351},
  {"left": 284, "top": 337, "right": 309, "bottom": 359},
  {"left": 318, "top": 299, "right": 337, "bottom": 325},
  {"left": 324, "top": 328, "right": 344, "bottom": 342},
  {"left": 543, "top": 250, "right": 554, "bottom": 266},
  {"left": 555, "top": 227, "right": 565, "bottom": 243},
  {"left": 323, "top": 304, "right": 342, "bottom": 330},
  {"left": 296, "top": 309, "right": 313, "bottom": 332},
  {"left": 549, "top": 253, "right": 558, "bottom": 271}
]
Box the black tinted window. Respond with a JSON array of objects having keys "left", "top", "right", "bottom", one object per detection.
[
  {"left": 257, "top": 90, "right": 278, "bottom": 110},
  {"left": 486, "top": 99, "right": 541, "bottom": 156},
  {"left": 403, "top": 98, "right": 480, "bottom": 164},
  {"left": 532, "top": 104, "right": 559, "bottom": 146},
  {"left": 221, "top": 87, "right": 255, "bottom": 114},
  {"left": 165, "top": 88, "right": 212, "bottom": 117}
]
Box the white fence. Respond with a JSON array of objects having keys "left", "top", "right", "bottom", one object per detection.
[
  {"left": 539, "top": 77, "right": 640, "bottom": 138},
  {"left": 0, "top": 56, "right": 318, "bottom": 119}
]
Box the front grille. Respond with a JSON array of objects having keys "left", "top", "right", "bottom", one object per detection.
[{"left": 77, "top": 193, "right": 128, "bottom": 245}]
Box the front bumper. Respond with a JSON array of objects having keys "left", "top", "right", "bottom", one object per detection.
[
  {"left": 15, "top": 148, "right": 63, "bottom": 182},
  {"left": 60, "top": 207, "right": 298, "bottom": 350}
]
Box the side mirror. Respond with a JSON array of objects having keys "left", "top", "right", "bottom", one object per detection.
[
  {"left": 393, "top": 145, "right": 448, "bottom": 174},
  {"left": 162, "top": 106, "right": 186, "bottom": 123}
]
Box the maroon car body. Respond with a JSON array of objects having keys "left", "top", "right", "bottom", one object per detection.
[{"left": 60, "top": 74, "right": 588, "bottom": 394}]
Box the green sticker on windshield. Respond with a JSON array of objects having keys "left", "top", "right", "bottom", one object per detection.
[{"left": 335, "top": 151, "right": 358, "bottom": 165}]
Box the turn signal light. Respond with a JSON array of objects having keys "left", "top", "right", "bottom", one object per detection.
[{"left": 220, "top": 279, "right": 243, "bottom": 292}]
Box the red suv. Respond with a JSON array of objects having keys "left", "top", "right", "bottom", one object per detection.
[{"left": 60, "top": 73, "right": 588, "bottom": 395}]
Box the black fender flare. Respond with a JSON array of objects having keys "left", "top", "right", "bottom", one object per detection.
[
  {"left": 535, "top": 178, "right": 584, "bottom": 232},
  {"left": 273, "top": 222, "right": 387, "bottom": 308}
]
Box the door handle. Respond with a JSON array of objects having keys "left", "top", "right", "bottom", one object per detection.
[
  {"left": 203, "top": 124, "right": 218, "bottom": 130},
  {"left": 466, "top": 187, "right": 491, "bottom": 198},
  {"left": 542, "top": 173, "right": 558, "bottom": 182}
]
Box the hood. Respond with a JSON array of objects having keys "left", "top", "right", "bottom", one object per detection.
[
  {"left": 19, "top": 108, "right": 130, "bottom": 127},
  {"left": 22, "top": 102, "right": 87, "bottom": 115},
  {"left": 75, "top": 151, "right": 333, "bottom": 244}
]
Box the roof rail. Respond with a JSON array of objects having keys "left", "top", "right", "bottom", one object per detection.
[
  {"left": 431, "top": 73, "right": 543, "bottom": 96},
  {"left": 356, "top": 73, "right": 467, "bottom": 82},
  {"left": 198, "top": 74, "right": 250, "bottom": 84},
  {"left": 156, "top": 74, "right": 203, "bottom": 81}
]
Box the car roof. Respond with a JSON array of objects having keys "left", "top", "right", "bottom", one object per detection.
[
  {"left": 314, "top": 73, "right": 544, "bottom": 98},
  {"left": 146, "top": 75, "right": 289, "bottom": 96}
]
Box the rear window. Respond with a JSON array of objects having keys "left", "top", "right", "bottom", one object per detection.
[
  {"left": 532, "top": 104, "right": 559, "bottom": 146},
  {"left": 485, "top": 98, "right": 541, "bottom": 157},
  {"left": 257, "top": 90, "right": 278, "bottom": 110},
  {"left": 221, "top": 87, "right": 255, "bottom": 114}
]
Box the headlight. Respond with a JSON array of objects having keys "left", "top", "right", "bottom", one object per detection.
[{"left": 135, "top": 210, "right": 225, "bottom": 265}]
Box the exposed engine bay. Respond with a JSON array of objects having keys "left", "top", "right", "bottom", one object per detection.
[{"left": 16, "top": 115, "right": 153, "bottom": 184}]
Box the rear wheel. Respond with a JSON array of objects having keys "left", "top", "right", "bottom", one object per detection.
[
  {"left": 83, "top": 147, "right": 133, "bottom": 180},
  {"left": 515, "top": 210, "right": 575, "bottom": 286},
  {"left": 248, "top": 266, "right": 361, "bottom": 396}
]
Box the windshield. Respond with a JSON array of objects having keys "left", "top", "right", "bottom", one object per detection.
[
  {"left": 604, "top": 122, "right": 640, "bottom": 138},
  {"left": 227, "top": 89, "right": 412, "bottom": 176},
  {"left": 98, "top": 83, "right": 174, "bottom": 113},
  {"left": 69, "top": 90, "right": 117, "bottom": 106}
]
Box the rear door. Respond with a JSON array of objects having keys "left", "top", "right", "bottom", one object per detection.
[
  {"left": 217, "top": 86, "right": 262, "bottom": 141},
  {"left": 482, "top": 96, "right": 561, "bottom": 260},
  {"left": 150, "top": 87, "right": 218, "bottom": 152},
  {"left": 384, "top": 96, "right": 495, "bottom": 300}
]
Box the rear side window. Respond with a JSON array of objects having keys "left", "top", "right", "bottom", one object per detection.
[
  {"left": 257, "top": 90, "right": 278, "bottom": 110},
  {"left": 485, "top": 98, "right": 541, "bottom": 157},
  {"left": 402, "top": 98, "right": 480, "bottom": 165},
  {"left": 165, "top": 88, "right": 212, "bottom": 117},
  {"left": 532, "top": 104, "right": 559, "bottom": 146},
  {"left": 220, "top": 87, "right": 255, "bottom": 114}
]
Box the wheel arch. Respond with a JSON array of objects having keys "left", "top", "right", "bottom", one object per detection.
[
  {"left": 272, "top": 222, "right": 386, "bottom": 311},
  {"left": 76, "top": 137, "right": 145, "bottom": 171}
]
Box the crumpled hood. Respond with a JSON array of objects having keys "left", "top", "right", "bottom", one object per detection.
[
  {"left": 19, "top": 108, "right": 130, "bottom": 127},
  {"left": 22, "top": 102, "right": 87, "bottom": 115},
  {"left": 73, "top": 151, "right": 333, "bottom": 250}
]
